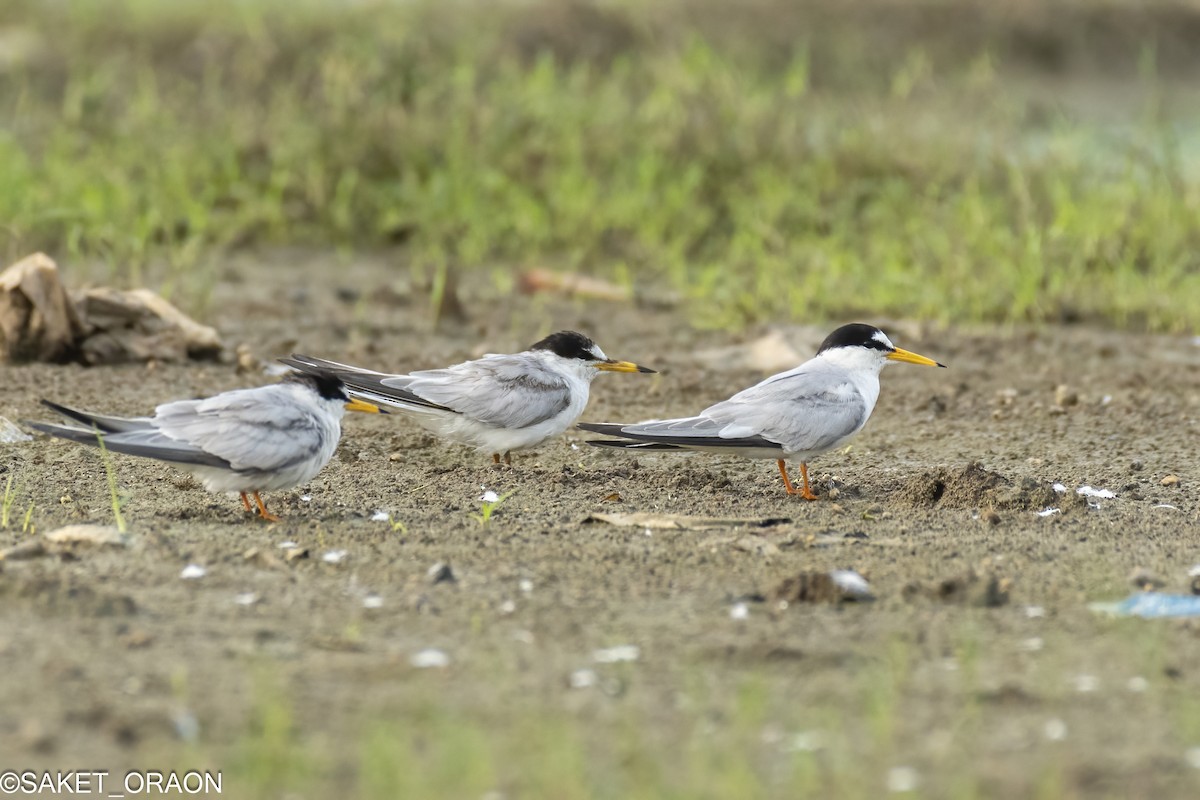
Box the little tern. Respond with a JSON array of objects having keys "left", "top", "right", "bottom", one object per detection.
[
  {"left": 28, "top": 371, "right": 382, "bottom": 521},
  {"left": 579, "top": 323, "right": 945, "bottom": 498},
  {"left": 281, "top": 331, "right": 655, "bottom": 465}
]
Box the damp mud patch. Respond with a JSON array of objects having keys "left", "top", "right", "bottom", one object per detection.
[{"left": 896, "top": 462, "right": 1059, "bottom": 510}]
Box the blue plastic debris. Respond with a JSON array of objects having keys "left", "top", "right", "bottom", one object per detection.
[{"left": 1089, "top": 593, "right": 1200, "bottom": 619}]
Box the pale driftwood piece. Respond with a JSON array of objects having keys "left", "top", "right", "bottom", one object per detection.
[
  {"left": 0, "top": 253, "right": 86, "bottom": 363},
  {"left": 77, "top": 287, "right": 222, "bottom": 364}
]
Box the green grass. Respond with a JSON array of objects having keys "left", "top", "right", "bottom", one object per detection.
[
  {"left": 141, "top": 619, "right": 1200, "bottom": 800},
  {"left": 1, "top": 0, "right": 1198, "bottom": 329}
]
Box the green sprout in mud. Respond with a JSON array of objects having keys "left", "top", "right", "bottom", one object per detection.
[
  {"left": 473, "top": 489, "right": 516, "bottom": 527},
  {"left": 386, "top": 515, "right": 407, "bottom": 535},
  {"left": 1, "top": 473, "right": 15, "bottom": 529},
  {"left": 21, "top": 503, "right": 36, "bottom": 536},
  {"left": 95, "top": 434, "right": 128, "bottom": 534}
]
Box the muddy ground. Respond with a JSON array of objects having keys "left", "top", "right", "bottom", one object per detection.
[{"left": 1, "top": 253, "right": 1199, "bottom": 798}]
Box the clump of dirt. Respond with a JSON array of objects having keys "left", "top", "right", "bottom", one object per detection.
[
  {"left": 766, "top": 570, "right": 872, "bottom": 605},
  {"left": 897, "top": 462, "right": 1058, "bottom": 510},
  {"left": 902, "top": 569, "right": 1011, "bottom": 608}
]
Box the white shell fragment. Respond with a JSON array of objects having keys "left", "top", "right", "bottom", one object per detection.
[
  {"left": 569, "top": 668, "right": 598, "bottom": 689},
  {"left": 1076, "top": 486, "right": 1115, "bottom": 499},
  {"left": 180, "top": 564, "right": 207, "bottom": 580},
  {"left": 831, "top": 570, "right": 873, "bottom": 599},
  {"left": 234, "top": 592, "right": 259, "bottom": 606},
  {"left": 1044, "top": 719, "right": 1068, "bottom": 742},
  {"left": 370, "top": 510, "right": 389, "bottom": 522},
  {"left": 730, "top": 602, "right": 750, "bottom": 620},
  {"left": 322, "top": 550, "right": 347, "bottom": 564},
  {"left": 592, "top": 645, "right": 640, "bottom": 663},
  {"left": 1052, "top": 483, "right": 1067, "bottom": 493},
  {"left": 480, "top": 490, "right": 500, "bottom": 503},
  {"left": 1037, "top": 508, "right": 1061, "bottom": 517},
  {"left": 362, "top": 594, "right": 384, "bottom": 609},
  {"left": 410, "top": 649, "right": 450, "bottom": 669},
  {"left": 887, "top": 766, "right": 919, "bottom": 793}
]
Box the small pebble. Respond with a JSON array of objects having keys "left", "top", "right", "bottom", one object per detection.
[
  {"left": 362, "top": 594, "right": 384, "bottom": 609},
  {"left": 180, "top": 564, "right": 206, "bottom": 580},
  {"left": 234, "top": 592, "right": 259, "bottom": 606},
  {"left": 322, "top": 550, "right": 347, "bottom": 564},
  {"left": 593, "top": 645, "right": 640, "bottom": 663},
  {"left": 1054, "top": 385, "right": 1078, "bottom": 407},
  {"left": 1044, "top": 719, "right": 1068, "bottom": 742},
  {"left": 410, "top": 649, "right": 450, "bottom": 669},
  {"left": 569, "top": 669, "right": 598, "bottom": 689},
  {"left": 427, "top": 562, "right": 456, "bottom": 584},
  {"left": 1128, "top": 676, "right": 1149, "bottom": 693},
  {"left": 887, "top": 766, "right": 919, "bottom": 793},
  {"left": 370, "top": 510, "right": 390, "bottom": 522},
  {"left": 1161, "top": 474, "right": 1180, "bottom": 487},
  {"left": 730, "top": 602, "right": 750, "bottom": 621},
  {"left": 1072, "top": 674, "right": 1100, "bottom": 693}
]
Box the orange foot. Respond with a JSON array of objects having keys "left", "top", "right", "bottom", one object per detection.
[
  {"left": 778, "top": 460, "right": 819, "bottom": 501},
  {"left": 252, "top": 491, "right": 281, "bottom": 522}
]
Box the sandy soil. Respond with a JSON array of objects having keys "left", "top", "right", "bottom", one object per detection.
[{"left": 1, "top": 252, "right": 1198, "bottom": 797}]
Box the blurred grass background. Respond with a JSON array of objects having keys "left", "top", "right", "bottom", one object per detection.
[{"left": 1, "top": 0, "right": 1198, "bottom": 329}]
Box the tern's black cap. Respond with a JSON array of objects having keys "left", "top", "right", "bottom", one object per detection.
[
  {"left": 816, "top": 323, "right": 891, "bottom": 355},
  {"left": 529, "top": 330, "right": 598, "bottom": 361},
  {"left": 289, "top": 370, "right": 350, "bottom": 401}
]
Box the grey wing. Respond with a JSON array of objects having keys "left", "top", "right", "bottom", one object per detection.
[
  {"left": 698, "top": 368, "right": 867, "bottom": 452},
  {"left": 601, "top": 367, "right": 866, "bottom": 453},
  {"left": 152, "top": 385, "right": 327, "bottom": 472},
  {"left": 27, "top": 421, "right": 233, "bottom": 469},
  {"left": 394, "top": 356, "right": 573, "bottom": 429}
]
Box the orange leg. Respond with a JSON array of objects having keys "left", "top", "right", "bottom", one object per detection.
[
  {"left": 778, "top": 460, "right": 819, "bottom": 501},
  {"left": 798, "top": 463, "right": 819, "bottom": 501},
  {"left": 240, "top": 491, "right": 253, "bottom": 512},
  {"left": 252, "top": 491, "right": 281, "bottom": 522},
  {"left": 504, "top": 451, "right": 512, "bottom": 466},
  {"left": 492, "top": 453, "right": 501, "bottom": 465}
]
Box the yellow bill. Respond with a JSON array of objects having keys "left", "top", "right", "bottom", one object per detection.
[
  {"left": 345, "top": 397, "right": 385, "bottom": 414},
  {"left": 598, "top": 359, "right": 656, "bottom": 374},
  {"left": 886, "top": 347, "right": 946, "bottom": 368}
]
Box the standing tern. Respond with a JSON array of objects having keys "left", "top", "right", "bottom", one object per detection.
[
  {"left": 281, "top": 331, "right": 655, "bottom": 465},
  {"left": 579, "top": 323, "right": 945, "bottom": 498},
  {"left": 27, "top": 371, "right": 383, "bottom": 521}
]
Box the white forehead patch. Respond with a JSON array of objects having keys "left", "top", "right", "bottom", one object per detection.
[
  {"left": 872, "top": 330, "right": 894, "bottom": 350},
  {"left": 589, "top": 344, "right": 608, "bottom": 361}
]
